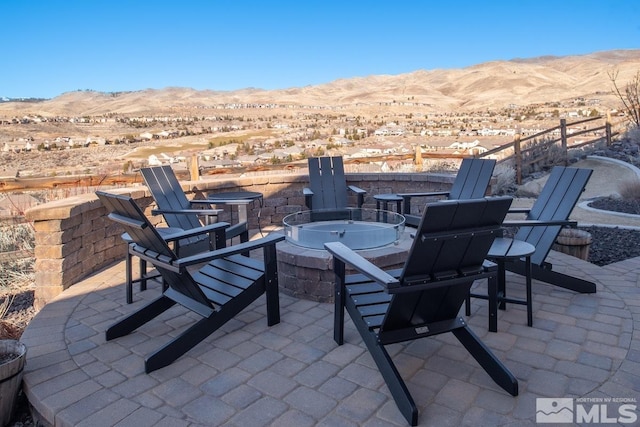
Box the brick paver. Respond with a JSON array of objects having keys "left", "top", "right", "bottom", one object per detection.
[{"left": 20, "top": 247, "right": 640, "bottom": 426}]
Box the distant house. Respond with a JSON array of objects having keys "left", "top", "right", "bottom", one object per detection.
[
  {"left": 374, "top": 126, "right": 405, "bottom": 136},
  {"left": 199, "top": 158, "right": 241, "bottom": 169},
  {"left": 201, "top": 143, "right": 240, "bottom": 159},
  {"left": 271, "top": 146, "right": 304, "bottom": 159},
  {"left": 448, "top": 140, "right": 480, "bottom": 150},
  {"left": 332, "top": 138, "right": 352, "bottom": 146}
]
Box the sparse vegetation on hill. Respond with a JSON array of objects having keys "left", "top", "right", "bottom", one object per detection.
[{"left": 1, "top": 49, "right": 639, "bottom": 117}]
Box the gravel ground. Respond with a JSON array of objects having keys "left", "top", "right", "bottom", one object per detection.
[
  {"left": 583, "top": 225, "right": 640, "bottom": 266},
  {"left": 589, "top": 197, "right": 640, "bottom": 215},
  {"left": 585, "top": 196, "right": 640, "bottom": 265}
]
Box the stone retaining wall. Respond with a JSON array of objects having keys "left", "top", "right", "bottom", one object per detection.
[{"left": 25, "top": 171, "right": 460, "bottom": 307}]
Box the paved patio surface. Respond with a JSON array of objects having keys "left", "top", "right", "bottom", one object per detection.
[{"left": 19, "top": 248, "right": 640, "bottom": 426}]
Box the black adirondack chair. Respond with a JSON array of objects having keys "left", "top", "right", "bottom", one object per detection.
[
  {"left": 326, "top": 196, "right": 517, "bottom": 426},
  {"left": 141, "top": 165, "right": 249, "bottom": 255},
  {"left": 96, "top": 190, "right": 284, "bottom": 373},
  {"left": 119, "top": 165, "right": 250, "bottom": 303},
  {"left": 503, "top": 166, "right": 595, "bottom": 293},
  {"left": 398, "top": 158, "right": 496, "bottom": 227},
  {"left": 304, "top": 156, "right": 366, "bottom": 221}
]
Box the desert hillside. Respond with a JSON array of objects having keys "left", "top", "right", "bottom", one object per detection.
[{"left": 1, "top": 49, "right": 639, "bottom": 117}]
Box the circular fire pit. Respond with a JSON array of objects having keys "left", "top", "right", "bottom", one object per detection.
[
  {"left": 283, "top": 208, "right": 405, "bottom": 250},
  {"left": 277, "top": 208, "right": 410, "bottom": 302}
]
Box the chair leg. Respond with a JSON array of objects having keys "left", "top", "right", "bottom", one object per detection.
[
  {"left": 465, "top": 293, "right": 471, "bottom": 317},
  {"left": 145, "top": 314, "right": 224, "bottom": 373},
  {"left": 347, "top": 301, "right": 418, "bottom": 426},
  {"left": 497, "top": 261, "right": 506, "bottom": 311},
  {"left": 333, "top": 259, "right": 346, "bottom": 345},
  {"left": 126, "top": 247, "right": 133, "bottom": 304},
  {"left": 145, "top": 283, "right": 272, "bottom": 373},
  {"left": 126, "top": 246, "right": 155, "bottom": 304},
  {"left": 525, "top": 255, "right": 533, "bottom": 327},
  {"left": 453, "top": 325, "right": 518, "bottom": 396},
  {"left": 507, "top": 260, "right": 596, "bottom": 293},
  {"left": 106, "top": 296, "right": 176, "bottom": 340},
  {"left": 488, "top": 275, "right": 498, "bottom": 333},
  {"left": 264, "top": 246, "right": 281, "bottom": 326},
  {"left": 139, "top": 258, "right": 148, "bottom": 291}
]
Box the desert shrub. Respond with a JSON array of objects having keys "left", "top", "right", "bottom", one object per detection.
[
  {"left": 521, "top": 136, "right": 565, "bottom": 176},
  {"left": 492, "top": 163, "right": 517, "bottom": 195},
  {"left": 624, "top": 125, "right": 640, "bottom": 146},
  {"left": 422, "top": 159, "right": 458, "bottom": 173},
  {"left": 619, "top": 179, "right": 640, "bottom": 200},
  {"left": 0, "top": 223, "right": 35, "bottom": 289},
  {"left": 0, "top": 258, "right": 33, "bottom": 289},
  {"left": 0, "top": 223, "right": 34, "bottom": 252}
]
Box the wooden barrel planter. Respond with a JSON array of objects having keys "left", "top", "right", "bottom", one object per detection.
[
  {"left": 0, "top": 340, "right": 27, "bottom": 426},
  {"left": 552, "top": 228, "right": 593, "bottom": 261}
]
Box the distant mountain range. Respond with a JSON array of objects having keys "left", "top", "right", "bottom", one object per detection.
[{"left": 2, "top": 49, "right": 639, "bottom": 116}]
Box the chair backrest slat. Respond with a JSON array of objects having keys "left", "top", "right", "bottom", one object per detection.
[
  {"left": 141, "top": 165, "right": 211, "bottom": 256},
  {"left": 308, "top": 156, "right": 349, "bottom": 210},
  {"left": 514, "top": 167, "right": 592, "bottom": 265},
  {"left": 141, "top": 166, "right": 202, "bottom": 231},
  {"left": 449, "top": 158, "right": 496, "bottom": 199},
  {"left": 383, "top": 197, "right": 512, "bottom": 330}
]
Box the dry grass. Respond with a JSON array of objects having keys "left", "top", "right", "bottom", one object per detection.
[
  {"left": 0, "top": 223, "right": 34, "bottom": 290},
  {"left": 0, "top": 221, "right": 35, "bottom": 339},
  {"left": 0, "top": 294, "right": 21, "bottom": 340},
  {"left": 626, "top": 126, "right": 640, "bottom": 145},
  {"left": 619, "top": 179, "right": 640, "bottom": 200},
  {"left": 492, "top": 163, "right": 517, "bottom": 195}
]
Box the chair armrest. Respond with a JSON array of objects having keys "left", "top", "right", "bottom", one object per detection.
[
  {"left": 174, "top": 232, "right": 285, "bottom": 268},
  {"left": 397, "top": 191, "right": 450, "bottom": 215},
  {"left": 507, "top": 207, "right": 531, "bottom": 214},
  {"left": 483, "top": 259, "right": 498, "bottom": 271},
  {"left": 324, "top": 242, "right": 400, "bottom": 289},
  {"left": 205, "top": 199, "right": 252, "bottom": 205},
  {"left": 347, "top": 185, "right": 366, "bottom": 195},
  {"left": 503, "top": 219, "right": 578, "bottom": 228},
  {"left": 303, "top": 188, "right": 313, "bottom": 209},
  {"left": 151, "top": 208, "right": 222, "bottom": 217},
  {"left": 404, "top": 214, "right": 421, "bottom": 228},
  {"left": 188, "top": 199, "right": 217, "bottom": 206},
  {"left": 161, "top": 222, "right": 229, "bottom": 242},
  {"left": 347, "top": 185, "right": 366, "bottom": 208},
  {"left": 397, "top": 191, "right": 450, "bottom": 198}
]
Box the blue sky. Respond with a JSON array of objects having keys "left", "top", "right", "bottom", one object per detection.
[{"left": 2, "top": 0, "right": 639, "bottom": 99}]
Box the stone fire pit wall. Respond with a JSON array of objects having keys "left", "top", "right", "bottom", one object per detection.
[
  {"left": 277, "top": 229, "right": 414, "bottom": 302},
  {"left": 24, "top": 170, "right": 465, "bottom": 308}
]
